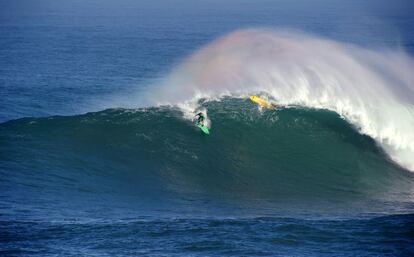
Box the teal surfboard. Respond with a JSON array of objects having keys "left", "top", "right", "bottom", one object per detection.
[{"left": 197, "top": 123, "right": 209, "bottom": 134}]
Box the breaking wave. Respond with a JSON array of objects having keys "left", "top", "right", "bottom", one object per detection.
[{"left": 145, "top": 29, "right": 414, "bottom": 171}]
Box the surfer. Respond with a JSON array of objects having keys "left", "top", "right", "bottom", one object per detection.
[
  {"left": 194, "top": 112, "right": 209, "bottom": 134},
  {"left": 195, "top": 112, "right": 205, "bottom": 125}
]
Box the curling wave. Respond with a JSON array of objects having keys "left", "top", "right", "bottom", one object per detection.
[
  {"left": 1, "top": 99, "right": 413, "bottom": 215},
  {"left": 146, "top": 29, "right": 414, "bottom": 171}
]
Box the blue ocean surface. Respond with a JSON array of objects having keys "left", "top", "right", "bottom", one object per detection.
[{"left": 1, "top": 0, "right": 414, "bottom": 256}]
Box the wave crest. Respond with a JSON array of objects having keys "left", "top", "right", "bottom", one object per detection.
[{"left": 150, "top": 29, "right": 414, "bottom": 171}]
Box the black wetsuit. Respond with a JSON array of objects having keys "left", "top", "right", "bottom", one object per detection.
[{"left": 196, "top": 113, "right": 205, "bottom": 125}]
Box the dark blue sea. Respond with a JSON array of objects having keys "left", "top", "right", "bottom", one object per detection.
[{"left": 1, "top": 0, "right": 414, "bottom": 256}]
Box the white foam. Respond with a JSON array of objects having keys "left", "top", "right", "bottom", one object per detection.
[{"left": 147, "top": 29, "right": 414, "bottom": 171}]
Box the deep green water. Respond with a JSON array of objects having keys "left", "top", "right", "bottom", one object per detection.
[{"left": 1, "top": 99, "right": 414, "bottom": 255}]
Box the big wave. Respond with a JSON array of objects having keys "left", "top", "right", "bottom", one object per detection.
[
  {"left": 145, "top": 29, "right": 414, "bottom": 172},
  {"left": 1, "top": 100, "right": 413, "bottom": 210}
]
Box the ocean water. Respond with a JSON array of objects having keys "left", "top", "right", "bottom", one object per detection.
[{"left": 1, "top": 0, "right": 414, "bottom": 256}]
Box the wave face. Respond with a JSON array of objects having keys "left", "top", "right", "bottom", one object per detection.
[
  {"left": 147, "top": 29, "right": 414, "bottom": 172},
  {"left": 1, "top": 99, "right": 413, "bottom": 219}
]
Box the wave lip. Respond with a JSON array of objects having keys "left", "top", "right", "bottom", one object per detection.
[{"left": 149, "top": 29, "right": 414, "bottom": 172}]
